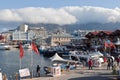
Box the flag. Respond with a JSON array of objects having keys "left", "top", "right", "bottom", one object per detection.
[
  {"left": 31, "top": 42, "right": 39, "bottom": 54},
  {"left": 104, "top": 42, "right": 109, "bottom": 47},
  {"left": 104, "top": 40, "right": 116, "bottom": 49},
  {"left": 109, "top": 42, "right": 116, "bottom": 49},
  {"left": 20, "top": 42, "right": 24, "bottom": 59}
]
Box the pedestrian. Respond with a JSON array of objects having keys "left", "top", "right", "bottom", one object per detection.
[
  {"left": 107, "top": 59, "right": 111, "bottom": 70},
  {"left": 103, "top": 57, "right": 107, "bottom": 63},
  {"left": 36, "top": 65, "right": 40, "bottom": 77},
  {"left": 88, "top": 59, "right": 93, "bottom": 70},
  {"left": 116, "top": 57, "right": 120, "bottom": 66},
  {"left": 82, "top": 60, "right": 86, "bottom": 69},
  {"left": 66, "top": 62, "right": 70, "bottom": 72},
  {"left": 3, "top": 74, "right": 7, "bottom": 80},
  {"left": 14, "top": 73, "right": 18, "bottom": 80}
]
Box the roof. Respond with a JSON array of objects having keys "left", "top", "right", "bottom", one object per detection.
[
  {"left": 50, "top": 53, "right": 65, "bottom": 62},
  {"left": 50, "top": 53, "right": 78, "bottom": 63},
  {"left": 104, "top": 31, "right": 113, "bottom": 35},
  {"left": 51, "top": 33, "right": 72, "bottom": 38},
  {"left": 85, "top": 30, "right": 113, "bottom": 38}
]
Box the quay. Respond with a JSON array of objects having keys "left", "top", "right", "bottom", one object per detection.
[{"left": 22, "top": 64, "right": 120, "bottom": 80}]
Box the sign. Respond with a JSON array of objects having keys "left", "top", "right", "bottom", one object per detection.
[
  {"left": 0, "top": 72, "right": 2, "bottom": 80},
  {"left": 52, "top": 66, "right": 61, "bottom": 77},
  {"left": 19, "top": 68, "right": 30, "bottom": 77},
  {"left": 94, "top": 59, "right": 101, "bottom": 67}
]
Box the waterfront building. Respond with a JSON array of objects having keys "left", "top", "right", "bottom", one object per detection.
[
  {"left": 71, "top": 30, "right": 96, "bottom": 45},
  {"left": 0, "top": 31, "right": 13, "bottom": 43},
  {"left": 72, "top": 30, "right": 95, "bottom": 37},
  {"left": 71, "top": 37, "right": 88, "bottom": 45},
  {"left": 29, "top": 27, "right": 47, "bottom": 39},
  {"left": 11, "top": 24, "right": 48, "bottom": 45},
  {"left": 85, "top": 30, "right": 113, "bottom": 46},
  {"left": 12, "top": 31, "right": 35, "bottom": 41},
  {"left": 47, "top": 28, "right": 72, "bottom": 46}
]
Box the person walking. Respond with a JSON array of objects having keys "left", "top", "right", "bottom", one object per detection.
[
  {"left": 66, "top": 62, "right": 70, "bottom": 72},
  {"left": 36, "top": 65, "right": 40, "bottom": 77},
  {"left": 107, "top": 59, "right": 111, "bottom": 70},
  {"left": 82, "top": 60, "right": 86, "bottom": 69},
  {"left": 116, "top": 57, "right": 120, "bottom": 66},
  {"left": 88, "top": 59, "right": 93, "bottom": 70}
]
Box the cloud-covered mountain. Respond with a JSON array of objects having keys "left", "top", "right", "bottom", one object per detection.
[
  {"left": 1, "top": 6, "right": 120, "bottom": 32},
  {"left": 28, "top": 22, "right": 120, "bottom": 32},
  {"left": 0, "top": 6, "right": 120, "bottom": 25}
]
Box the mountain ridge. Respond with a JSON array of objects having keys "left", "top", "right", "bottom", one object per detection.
[{"left": 28, "top": 22, "right": 120, "bottom": 32}]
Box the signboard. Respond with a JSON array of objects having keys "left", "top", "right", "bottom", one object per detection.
[
  {"left": 52, "top": 66, "right": 61, "bottom": 77},
  {"left": 94, "top": 59, "right": 101, "bottom": 67},
  {"left": 0, "top": 72, "right": 2, "bottom": 80},
  {"left": 19, "top": 68, "right": 30, "bottom": 78}
]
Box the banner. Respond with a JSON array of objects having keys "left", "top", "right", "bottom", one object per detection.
[
  {"left": 0, "top": 72, "right": 2, "bottom": 80},
  {"left": 19, "top": 68, "right": 30, "bottom": 78},
  {"left": 52, "top": 66, "right": 61, "bottom": 77}
]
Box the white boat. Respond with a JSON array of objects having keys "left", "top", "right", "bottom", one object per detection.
[
  {"left": 0, "top": 43, "right": 11, "bottom": 50},
  {"left": 69, "top": 51, "right": 104, "bottom": 63},
  {"left": 22, "top": 44, "right": 31, "bottom": 49}
]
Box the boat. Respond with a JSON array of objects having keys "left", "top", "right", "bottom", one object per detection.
[
  {"left": 22, "top": 44, "right": 31, "bottom": 49},
  {"left": 42, "top": 46, "right": 70, "bottom": 57},
  {"left": 68, "top": 51, "right": 104, "bottom": 67},
  {"left": 0, "top": 43, "right": 11, "bottom": 50}
]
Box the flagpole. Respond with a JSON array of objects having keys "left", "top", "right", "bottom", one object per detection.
[
  {"left": 31, "top": 41, "right": 39, "bottom": 78},
  {"left": 20, "top": 59, "right": 21, "bottom": 69},
  {"left": 31, "top": 50, "right": 33, "bottom": 78}
]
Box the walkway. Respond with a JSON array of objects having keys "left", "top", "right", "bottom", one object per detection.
[{"left": 22, "top": 64, "right": 120, "bottom": 80}]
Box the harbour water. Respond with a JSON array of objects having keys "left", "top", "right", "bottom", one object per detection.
[{"left": 0, "top": 48, "right": 51, "bottom": 79}]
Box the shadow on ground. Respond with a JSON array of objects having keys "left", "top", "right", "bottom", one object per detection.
[{"left": 68, "top": 76, "right": 120, "bottom": 80}]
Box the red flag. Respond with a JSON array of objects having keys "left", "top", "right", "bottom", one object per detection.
[
  {"left": 104, "top": 42, "right": 109, "bottom": 47},
  {"left": 19, "top": 42, "right": 24, "bottom": 59},
  {"left": 32, "top": 42, "right": 39, "bottom": 54},
  {"left": 110, "top": 42, "right": 116, "bottom": 49}
]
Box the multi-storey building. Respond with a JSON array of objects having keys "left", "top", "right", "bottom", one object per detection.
[
  {"left": 47, "top": 28, "right": 72, "bottom": 46},
  {"left": 29, "top": 27, "right": 47, "bottom": 39}
]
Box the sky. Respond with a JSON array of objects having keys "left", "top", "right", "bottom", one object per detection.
[
  {"left": 0, "top": 0, "right": 120, "bottom": 31},
  {"left": 1, "top": 0, "right": 120, "bottom": 9}
]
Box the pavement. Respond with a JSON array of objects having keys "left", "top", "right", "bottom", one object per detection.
[{"left": 22, "top": 63, "right": 120, "bottom": 80}]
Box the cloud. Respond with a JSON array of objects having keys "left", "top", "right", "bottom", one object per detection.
[
  {"left": 0, "top": 6, "right": 120, "bottom": 25},
  {"left": 63, "top": 6, "right": 120, "bottom": 24}
]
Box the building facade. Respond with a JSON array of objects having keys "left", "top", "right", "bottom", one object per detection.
[{"left": 47, "top": 28, "right": 72, "bottom": 46}]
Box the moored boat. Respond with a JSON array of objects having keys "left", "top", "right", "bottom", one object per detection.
[
  {"left": 22, "top": 44, "right": 31, "bottom": 49},
  {"left": 0, "top": 43, "right": 11, "bottom": 50},
  {"left": 42, "top": 46, "right": 70, "bottom": 57}
]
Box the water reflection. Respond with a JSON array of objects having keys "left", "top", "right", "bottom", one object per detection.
[{"left": 0, "top": 49, "right": 51, "bottom": 79}]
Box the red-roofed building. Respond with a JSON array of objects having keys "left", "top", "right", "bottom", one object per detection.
[
  {"left": 112, "top": 29, "right": 120, "bottom": 36},
  {"left": 85, "top": 31, "right": 99, "bottom": 38},
  {"left": 97, "top": 31, "right": 113, "bottom": 37}
]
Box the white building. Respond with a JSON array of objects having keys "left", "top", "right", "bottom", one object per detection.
[
  {"left": 72, "top": 30, "right": 95, "bottom": 37},
  {"left": 29, "top": 27, "right": 47, "bottom": 39},
  {"left": 17, "top": 24, "right": 28, "bottom": 32},
  {"left": 12, "top": 31, "right": 35, "bottom": 41}
]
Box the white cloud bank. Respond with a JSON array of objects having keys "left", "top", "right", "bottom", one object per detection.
[{"left": 0, "top": 6, "right": 120, "bottom": 25}]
